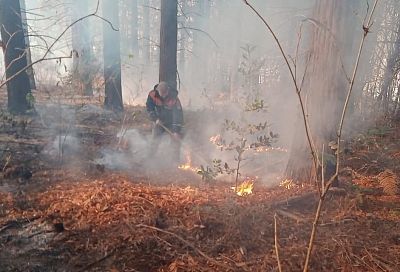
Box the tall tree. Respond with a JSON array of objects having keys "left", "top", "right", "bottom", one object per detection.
[
  {"left": 141, "top": 0, "right": 151, "bottom": 63},
  {"left": 19, "top": 0, "right": 36, "bottom": 90},
  {"left": 103, "top": 0, "right": 123, "bottom": 111},
  {"left": 0, "top": 0, "right": 33, "bottom": 114},
  {"left": 376, "top": 1, "right": 400, "bottom": 116},
  {"left": 177, "top": 0, "right": 188, "bottom": 70},
  {"left": 159, "top": 0, "right": 178, "bottom": 88},
  {"left": 71, "top": 0, "right": 93, "bottom": 96},
  {"left": 285, "top": 1, "right": 361, "bottom": 181},
  {"left": 130, "top": 0, "right": 139, "bottom": 59}
]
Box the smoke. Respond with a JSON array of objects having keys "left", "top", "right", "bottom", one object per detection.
[
  {"left": 14, "top": 0, "right": 386, "bottom": 184},
  {"left": 97, "top": 129, "right": 148, "bottom": 170},
  {"left": 43, "top": 135, "right": 80, "bottom": 159}
]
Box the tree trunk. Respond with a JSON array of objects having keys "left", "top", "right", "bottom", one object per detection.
[
  {"left": 0, "top": 0, "right": 32, "bottom": 114},
  {"left": 285, "top": 0, "right": 360, "bottom": 182},
  {"left": 142, "top": 0, "right": 151, "bottom": 64},
  {"left": 71, "top": 0, "right": 93, "bottom": 96},
  {"left": 159, "top": 0, "right": 178, "bottom": 88},
  {"left": 19, "top": 0, "right": 36, "bottom": 90},
  {"left": 130, "top": 0, "right": 139, "bottom": 59},
  {"left": 103, "top": 0, "right": 123, "bottom": 111},
  {"left": 379, "top": 3, "right": 400, "bottom": 117},
  {"left": 178, "top": 0, "right": 187, "bottom": 71}
]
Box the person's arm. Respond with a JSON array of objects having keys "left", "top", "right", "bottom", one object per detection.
[{"left": 146, "top": 93, "right": 158, "bottom": 122}]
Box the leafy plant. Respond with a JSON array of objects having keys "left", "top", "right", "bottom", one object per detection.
[
  {"left": 197, "top": 159, "right": 235, "bottom": 182},
  {"left": 198, "top": 100, "right": 278, "bottom": 190},
  {"left": 238, "top": 44, "right": 265, "bottom": 89}
]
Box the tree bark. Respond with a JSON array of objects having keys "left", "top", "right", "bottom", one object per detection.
[
  {"left": 71, "top": 0, "right": 93, "bottom": 96},
  {"left": 379, "top": 3, "right": 400, "bottom": 117},
  {"left": 19, "top": 0, "right": 36, "bottom": 90},
  {"left": 142, "top": 0, "right": 151, "bottom": 64},
  {"left": 159, "top": 0, "right": 178, "bottom": 88},
  {"left": 0, "top": 0, "right": 33, "bottom": 114},
  {"left": 103, "top": 0, "right": 123, "bottom": 111},
  {"left": 285, "top": 0, "right": 360, "bottom": 182},
  {"left": 178, "top": 0, "right": 187, "bottom": 71},
  {"left": 130, "top": 0, "right": 139, "bottom": 59}
]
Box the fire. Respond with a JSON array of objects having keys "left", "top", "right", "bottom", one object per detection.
[
  {"left": 209, "top": 134, "right": 224, "bottom": 148},
  {"left": 255, "top": 146, "right": 288, "bottom": 153},
  {"left": 232, "top": 179, "right": 254, "bottom": 196},
  {"left": 209, "top": 134, "right": 222, "bottom": 144},
  {"left": 178, "top": 152, "right": 199, "bottom": 172},
  {"left": 209, "top": 134, "right": 288, "bottom": 153},
  {"left": 279, "top": 179, "right": 296, "bottom": 189},
  {"left": 178, "top": 164, "right": 191, "bottom": 170}
]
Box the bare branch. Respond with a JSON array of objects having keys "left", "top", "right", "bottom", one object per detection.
[
  {"left": 274, "top": 214, "right": 283, "bottom": 272},
  {"left": 0, "top": 0, "right": 117, "bottom": 90},
  {"left": 243, "top": 0, "right": 320, "bottom": 176},
  {"left": 179, "top": 26, "right": 219, "bottom": 48},
  {"left": 303, "top": 1, "right": 379, "bottom": 271}
]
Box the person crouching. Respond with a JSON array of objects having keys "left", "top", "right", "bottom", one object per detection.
[{"left": 146, "top": 81, "right": 184, "bottom": 163}]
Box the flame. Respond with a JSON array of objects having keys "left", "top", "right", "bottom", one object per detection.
[
  {"left": 209, "top": 134, "right": 222, "bottom": 144},
  {"left": 255, "top": 146, "right": 288, "bottom": 153},
  {"left": 209, "top": 134, "right": 226, "bottom": 149},
  {"left": 232, "top": 179, "right": 254, "bottom": 196},
  {"left": 279, "top": 179, "right": 296, "bottom": 189},
  {"left": 178, "top": 153, "right": 199, "bottom": 172},
  {"left": 209, "top": 134, "right": 288, "bottom": 153}
]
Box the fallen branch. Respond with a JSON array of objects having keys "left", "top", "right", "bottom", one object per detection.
[
  {"left": 136, "top": 224, "right": 234, "bottom": 271},
  {"left": 78, "top": 249, "right": 116, "bottom": 272},
  {"left": 274, "top": 213, "right": 283, "bottom": 272},
  {"left": 0, "top": 216, "right": 41, "bottom": 234},
  {"left": 364, "top": 248, "right": 394, "bottom": 272},
  {"left": 271, "top": 191, "right": 317, "bottom": 208},
  {"left": 276, "top": 209, "right": 306, "bottom": 223}
]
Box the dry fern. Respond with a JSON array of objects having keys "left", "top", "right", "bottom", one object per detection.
[{"left": 377, "top": 170, "right": 399, "bottom": 196}]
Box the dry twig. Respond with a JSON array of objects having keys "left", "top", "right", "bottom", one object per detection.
[
  {"left": 274, "top": 213, "right": 283, "bottom": 272},
  {"left": 136, "top": 224, "right": 234, "bottom": 271},
  {"left": 78, "top": 248, "right": 117, "bottom": 272}
]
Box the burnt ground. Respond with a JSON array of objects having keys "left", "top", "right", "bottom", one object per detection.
[{"left": 0, "top": 92, "right": 400, "bottom": 272}]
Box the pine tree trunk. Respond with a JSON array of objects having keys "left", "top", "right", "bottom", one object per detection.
[
  {"left": 142, "top": 0, "right": 150, "bottom": 64},
  {"left": 178, "top": 0, "right": 187, "bottom": 71},
  {"left": 159, "top": 0, "right": 178, "bottom": 88},
  {"left": 130, "top": 0, "right": 139, "bottom": 59},
  {"left": 71, "top": 0, "right": 93, "bottom": 96},
  {"left": 103, "top": 0, "right": 123, "bottom": 111},
  {"left": 285, "top": 0, "right": 360, "bottom": 182},
  {"left": 0, "top": 0, "right": 32, "bottom": 114},
  {"left": 19, "top": 0, "right": 36, "bottom": 90},
  {"left": 379, "top": 10, "right": 400, "bottom": 117}
]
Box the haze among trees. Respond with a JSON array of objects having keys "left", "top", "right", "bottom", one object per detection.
[{"left": 0, "top": 0, "right": 399, "bottom": 271}]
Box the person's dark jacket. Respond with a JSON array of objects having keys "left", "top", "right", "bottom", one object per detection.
[{"left": 146, "top": 85, "right": 184, "bottom": 133}]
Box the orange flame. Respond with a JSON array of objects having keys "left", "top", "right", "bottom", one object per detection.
[
  {"left": 178, "top": 152, "right": 198, "bottom": 172},
  {"left": 254, "top": 146, "right": 288, "bottom": 153},
  {"left": 232, "top": 179, "right": 254, "bottom": 196},
  {"left": 209, "top": 134, "right": 222, "bottom": 144},
  {"left": 279, "top": 179, "right": 296, "bottom": 189}
]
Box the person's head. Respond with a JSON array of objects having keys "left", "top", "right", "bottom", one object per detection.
[{"left": 157, "top": 82, "right": 169, "bottom": 98}]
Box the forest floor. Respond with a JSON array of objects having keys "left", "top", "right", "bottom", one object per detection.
[{"left": 0, "top": 92, "right": 400, "bottom": 272}]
